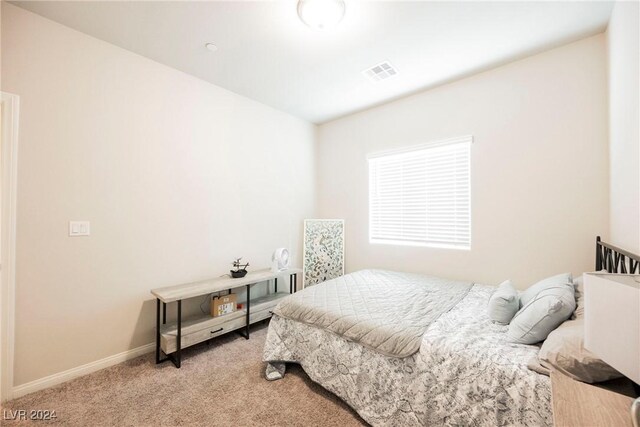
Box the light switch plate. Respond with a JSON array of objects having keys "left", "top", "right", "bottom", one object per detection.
[{"left": 69, "top": 221, "right": 90, "bottom": 236}]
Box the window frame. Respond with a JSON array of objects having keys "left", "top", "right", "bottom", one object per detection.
[{"left": 367, "top": 135, "right": 472, "bottom": 251}]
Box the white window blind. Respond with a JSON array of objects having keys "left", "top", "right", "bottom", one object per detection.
[{"left": 368, "top": 136, "right": 471, "bottom": 250}]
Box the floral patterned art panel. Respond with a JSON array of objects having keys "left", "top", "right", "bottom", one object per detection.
[{"left": 303, "top": 219, "right": 344, "bottom": 288}]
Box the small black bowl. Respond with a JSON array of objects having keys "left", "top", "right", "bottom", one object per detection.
[{"left": 231, "top": 269, "right": 248, "bottom": 278}]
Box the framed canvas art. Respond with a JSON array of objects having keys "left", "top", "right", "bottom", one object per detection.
[{"left": 303, "top": 219, "right": 345, "bottom": 288}]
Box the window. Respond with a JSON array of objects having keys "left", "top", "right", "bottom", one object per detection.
[{"left": 368, "top": 136, "right": 471, "bottom": 250}]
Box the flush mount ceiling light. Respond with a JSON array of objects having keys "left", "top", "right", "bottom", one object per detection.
[
  {"left": 205, "top": 42, "right": 218, "bottom": 52},
  {"left": 297, "top": 0, "right": 346, "bottom": 30}
]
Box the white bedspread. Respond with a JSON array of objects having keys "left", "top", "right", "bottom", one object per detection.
[
  {"left": 263, "top": 273, "right": 551, "bottom": 426},
  {"left": 273, "top": 269, "right": 472, "bottom": 357}
]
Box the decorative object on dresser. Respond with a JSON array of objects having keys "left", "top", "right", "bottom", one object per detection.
[
  {"left": 303, "top": 219, "right": 344, "bottom": 287},
  {"left": 151, "top": 268, "right": 301, "bottom": 368},
  {"left": 271, "top": 248, "right": 290, "bottom": 273},
  {"left": 230, "top": 257, "right": 249, "bottom": 278}
]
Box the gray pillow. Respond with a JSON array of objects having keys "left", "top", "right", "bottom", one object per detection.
[
  {"left": 571, "top": 275, "right": 584, "bottom": 320},
  {"left": 571, "top": 270, "right": 607, "bottom": 320},
  {"left": 538, "top": 317, "right": 622, "bottom": 383},
  {"left": 488, "top": 280, "right": 519, "bottom": 324},
  {"left": 507, "top": 283, "right": 575, "bottom": 344},
  {"left": 520, "top": 272, "right": 572, "bottom": 307}
]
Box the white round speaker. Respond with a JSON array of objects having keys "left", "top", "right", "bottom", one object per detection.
[{"left": 271, "top": 248, "right": 290, "bottom": 272}]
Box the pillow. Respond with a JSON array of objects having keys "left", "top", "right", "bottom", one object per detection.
[
  {"left": 520, "top": 273, "right": 572, "bottom": 307},
  {"left": 537, "top": 317, "right": 622, "bottom": 383},
  {"left": 507, "top": 283, "right": 575, "bottom": 344},
  {"left": 571, "top": 270, "right": 608, "bottom": 320},
  {"left": 571, "top": 275, "right": 584, "bottom": 320},
  {"left": 487, "top": 280, "right": 519, "bottom": 324}
]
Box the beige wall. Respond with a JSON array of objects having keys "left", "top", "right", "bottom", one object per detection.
[
  {"left": 607, "top": 1, "right": 640, "bottom": 254},
  {"left": 2, "top": 3, "right": 315, "bottom": 386},
  {"left": 317, "top": 35, "right": 609, "bottom": 289}
]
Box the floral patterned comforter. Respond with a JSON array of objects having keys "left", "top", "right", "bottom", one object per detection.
[{"left": 263, "top": 283, "right": 551, "bottom": 426}]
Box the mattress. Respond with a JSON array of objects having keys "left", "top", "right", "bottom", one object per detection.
[
  {"left": 263, "top": 273, "right": 551, "bottom": 426},
  {"left": 273, "top": 269, "right": 472, "bottom": 357}
]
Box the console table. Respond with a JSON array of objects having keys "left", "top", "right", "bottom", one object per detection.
[{"left": 151, "top": 268, "right": 301, "bottom": 368}]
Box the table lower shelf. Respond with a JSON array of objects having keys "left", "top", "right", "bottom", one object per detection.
[{"left": 159, "top": 292, "right": 288, "bottom": 355}]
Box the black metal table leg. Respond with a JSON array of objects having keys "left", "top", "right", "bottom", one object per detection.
[
  {"left": 245, "top": 284, "right": 250, "bottom": 339},
  {"left": 175, "top": 300, "right": 182, "bottom": 368},
  {"left": 294, "top": 273, "right": 297, "bottom": 292},
  {"left": 155, "top": 298, "right": 161, "bottom": 364},
  {"left": 289, "top": 274, "right": 293, "bottom": 294},
  {"left": 162, "top": 302, "right": 166, "bottom": 324},
  {"left": 274, "top": 278, "right": 278, "bottom": 293}
]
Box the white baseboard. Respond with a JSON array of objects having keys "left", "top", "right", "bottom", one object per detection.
[{"left": 11, "top": 342, "right": 155, "bottom": 400}]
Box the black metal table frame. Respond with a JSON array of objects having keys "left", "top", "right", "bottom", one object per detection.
[
  {"left": 274, "top": 271, "right": 297, "bottom": 294},
  {"left": 155, "top": 272, "right": 298, "bottom": 368}
]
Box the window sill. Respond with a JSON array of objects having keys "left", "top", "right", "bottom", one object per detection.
[{"left": 369, "top": 239, "right": 470, "bottom": 251}]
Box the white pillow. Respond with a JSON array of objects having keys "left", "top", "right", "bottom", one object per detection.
[
  {"left": 487, "top": 280, "right": 519, "bottom": 324},
  {"left": 571, "top": 275, "right": 584, "bottom": 320},
  {"left": 507, "top": 283, "right": 575, "bottom": 344},
  {"left": 520, "top": 272, "right": 572, "bottom": 307},
  {"left": 538, "top": 317, "right": 622, "bottom": 383},
  {"left": 571, "top": 270, "right": 607, "bottom": 320}
]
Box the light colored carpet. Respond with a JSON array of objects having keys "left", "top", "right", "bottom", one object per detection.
[{"left": 2, "top": 323, "right": 366, "bottom": 426}]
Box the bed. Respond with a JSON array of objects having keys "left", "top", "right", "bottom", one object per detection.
[
  {"left": 262, "top": 237, "right": 635, "bottom": 426},
  {"left": 263, "top": 270, "right": 550, "bottom": 426}
]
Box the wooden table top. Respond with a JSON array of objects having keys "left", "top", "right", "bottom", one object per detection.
[{"left": 151, "top": 268, "right": 302, "bottom": 303}]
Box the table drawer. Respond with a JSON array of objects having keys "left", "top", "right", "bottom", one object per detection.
[
  {"left": 161, "top": 315, "right": 247, "bottom": 354},
  {"left": 250, "top": 308, "right": 275, "bottom": 324}
]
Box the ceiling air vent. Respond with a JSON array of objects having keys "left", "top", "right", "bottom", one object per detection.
[{"left": 362, "top": 61, "right": 398, "bottom": 82}]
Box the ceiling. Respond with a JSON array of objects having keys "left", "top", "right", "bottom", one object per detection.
[{"left": 12, "top": 1, "right": 614, "bottom": 124}]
